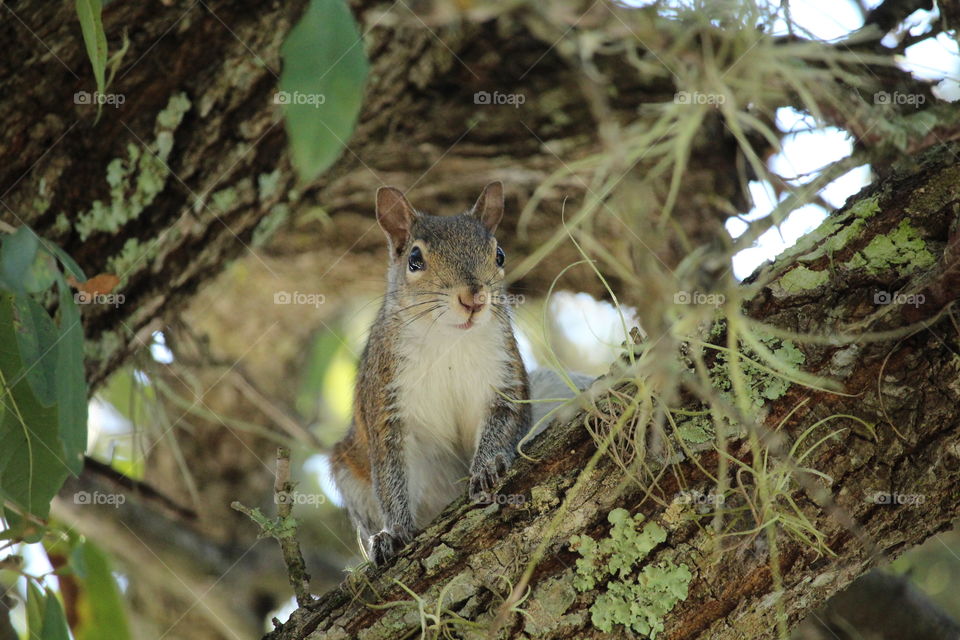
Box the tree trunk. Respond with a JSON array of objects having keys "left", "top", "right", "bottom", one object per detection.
[{"left": 266, "top": 143, "right": 960, "bottom": 639}]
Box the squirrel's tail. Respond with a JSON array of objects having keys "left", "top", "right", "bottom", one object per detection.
[{"left": 527, "top": 367, "right": 594, "bottom": 435}]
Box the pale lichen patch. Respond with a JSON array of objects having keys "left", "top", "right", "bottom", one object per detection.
[
  {"left": 75, "top": 92, "right": 192, "bottom": 241},
  {"left": 523, "top": 576, "right": 578, "bottom": 636},
  {"left": 422, "top": 543, "right": 456, "bottom": 572},
  {"left": 530, "top": 485, "right": 559, "bottom": 514},
  {"left": 570, "top": 508, "right": 692, "bottom": 638},
  {"left": 782, "top": 195, "right": 880, "bottom": 265},
  {"left": 776, "top": 265, "right": 829, "bottom": 294},
  {"left": 843, "top": 219, "right": 936, "bottom": 276}
]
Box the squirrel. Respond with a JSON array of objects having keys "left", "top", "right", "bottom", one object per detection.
[{"left": 331, "top": 182, "right": 533, "bottom": 565}]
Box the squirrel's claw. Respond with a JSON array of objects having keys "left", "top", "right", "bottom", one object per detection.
[
  {"left": 369, "top": 528, "right": 408, "bottom": 566},
  {"left": 469, "top": 452, "right": 510, "bottom": 501}
]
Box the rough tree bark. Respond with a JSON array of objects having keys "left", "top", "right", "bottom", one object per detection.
[{"left": 267, "top": 144, "right": 960, "bottom": 639}]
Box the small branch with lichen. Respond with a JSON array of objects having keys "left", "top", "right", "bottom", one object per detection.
[{"left": 232, "top": 447, "right": 314, "bottom": 608}]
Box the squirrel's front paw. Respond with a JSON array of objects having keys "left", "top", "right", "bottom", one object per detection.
[
  {"left": 369, "top": 530, "right": 403, "bottom": 566},
  {"left": 369, "top": 527, "right": 413, "bottom": 566},
  {"left": 469, "top": 452, "right": 511, "bottom": 501}
]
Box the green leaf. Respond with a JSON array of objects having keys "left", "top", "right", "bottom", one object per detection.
[
  {"left": 41, "top": 239, "right": 87, "bottom": 282},
  {"left": 40, "top": 589, "right": 71, "bottom": 640},
  {"left": 11, "top": 293, "right": 60, "bottom": 407},
  {"left": 0, "top": 292, "right": 71, "bottom": 533},
  {"left": 70, "top": 539, "right": 132, "bottom": 640},
  {"left": 55, "top": 274, "right": 88, "bottom": 474},
  {"left": 24, "top": 251, "right": 58, "bottom": 294},
  {"left": 279, "top": 0, "right": 369, "bottom": 183},
  {"left": 75, "top": 0, "right": 107, "bottom": 97},
  {"left": 1, "top": 226, "right": 40, "bottom": 292},
  {"left": 26, "top": 579, "right": 46, "bottom": 634}
]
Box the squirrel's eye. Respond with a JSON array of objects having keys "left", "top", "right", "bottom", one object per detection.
[
  {"left": 408, "top": 246, "right": 425, "bottom": 272},
  {"left": 496, "top": 246, "right": 505, "bottom": 268}
]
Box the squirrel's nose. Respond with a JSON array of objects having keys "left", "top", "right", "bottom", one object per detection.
[{"left": 458, "top": 292, "right": 485, "bottom": 314}]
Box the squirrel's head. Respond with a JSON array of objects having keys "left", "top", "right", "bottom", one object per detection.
[{"left": 376, "top": 182, "right": 508, "bottom": 331}]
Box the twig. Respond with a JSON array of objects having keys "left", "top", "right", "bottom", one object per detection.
[
  {"left": 83, "top": 456, "right": 198, "bottom": 521},
  {"left": 232, "top": 447, "right": 314, "bottom": 607}
]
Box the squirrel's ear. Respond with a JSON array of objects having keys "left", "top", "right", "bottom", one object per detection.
[
  {"left": 469, "top": 181, "right": 504, "bottom": 233},
  {"left": 376, "top": 187, "right": 417, "bottom": 255}
]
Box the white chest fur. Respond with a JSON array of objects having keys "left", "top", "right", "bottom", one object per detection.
[{"left": 393, "top": 319, "right": 511, "bottom": 525}]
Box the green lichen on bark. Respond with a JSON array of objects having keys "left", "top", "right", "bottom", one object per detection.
[
  {"left": 258, "top": 169, "right": 283, "bottom": 202},
  {"left": 530, "top": 485, "right": 559, "bottom": 514},
  {"left": 711, "top": 335, "right": 804, "bottom": 409},
  {"left": 75, "top": 92, "right": 192, "bottom": 241},
  {"left": 252, "top": 204, "right": 290, "bottom": 246},
  {"left": 570, "top": 508, "right": 691, "bottom": 638},
  {"left": 780, "top": 195, "right": 880, "bottom": 267},
  {"left": 32, "top": 177, "right": 52, "bottom": 215},
  {"left": 673, "top": 330, "right": 804, "bottom": 442},
  {"left": 53, "top": 212, "right": 70, "bottom": 235},
  {"left": 422, "top": 543, "right": 456, "bottom": 571},
  {"left": 211, "top": 185, "right": 240, "bottom": 212},
  {"left": 778, "top": 265, "right": 829, "bottom": 292},
  {"left": 848, "top": 195, "right": 881, "bottom": 219},
  {"left": 675, "top": 415, "right": 713, "bottom": 443},
  {"left": 523, "top": 576, "right": 579, "bottom": 636},
  {"left": 770, "top": 195, "right": 880, "bottom": 274},
  {"left": 843, "top": 219, "right": 936, "bottom": 276},
  {"left": 105, "top": 238, "right": 160, "bottom": 284},
  {"left": 84, "top": 328, "right": 124, "bottom": 363}
]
